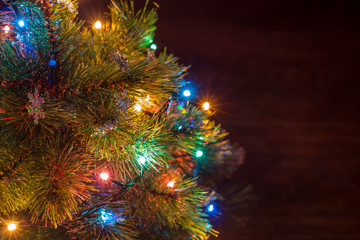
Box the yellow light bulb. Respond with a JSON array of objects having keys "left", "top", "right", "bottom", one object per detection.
[
  {"left": 134, "top": 103, "right": 142, "bottom": 112},
  {"left": 145, "top": 95, "right": 150, "bottom": 102},
  {"left": 7, "top": 223, "right": 16, "bottom": 231},
  {"left": 202, "top": 102, "right": 210, "bottom": 111},
  {"left": 94, "top": 20, "right": 102, "bottom": 29}
]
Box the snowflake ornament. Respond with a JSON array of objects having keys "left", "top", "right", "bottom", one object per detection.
[
  {"left": 111, "top": 50, "right": 128, "bottom": 73},
  {"left": 94, "top": 121, "right": 117, "bottom": 137},
  {"left": 27, "top": 87, "right": 45, "bottom": 124},
  {"left": 146, "top": 48, "right": 155, "bottom": 62}
]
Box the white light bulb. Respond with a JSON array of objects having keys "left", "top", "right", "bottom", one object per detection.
[
  {"left": 7, "top": 223, "right": 16, "bottom": 231},
  {"left": 100, "top": 172, "right": 109, "bottom": 180},
  {"left": 94, "top": 20, "right": 102, "bottom": 29}
]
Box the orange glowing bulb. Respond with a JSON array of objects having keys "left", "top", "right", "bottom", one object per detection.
[
  {"left": 167, "top": 181, "right": 175, "bottom": 188},
  {"left": 100, "top": 172, "right": 109, "bottom": 180},
  {"left": 94, "top": 20, "right": 102, "bottom": 29},
  {"left": 202, "top": 102, "right": 210, "bottom": 111},
  {"left": 4, "top": 25, "right": 10, "bottom": 33},
  {"left": 7, "top": 223, "right": 16, "bottom": 231}
]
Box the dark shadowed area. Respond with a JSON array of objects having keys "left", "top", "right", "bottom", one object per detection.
[{"left": 79, "top": 0, "right": 360, "bottom": 239}]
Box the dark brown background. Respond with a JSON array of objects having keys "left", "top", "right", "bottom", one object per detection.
[{"left": 79, "top": 0, "right": 360, "bottom": 239}]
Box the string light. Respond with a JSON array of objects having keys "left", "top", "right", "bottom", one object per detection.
[
  {"left": 3, "top": 25, "right": 10, "bottom": 34},
  {"left": 138, "top": 156, "right": 146, "bottom": 165},
  {"left": 94, "top": 20, "right": 102, "bottom": 29},
  {"left": 202, "top": 102, "right": 210, "bottom": 111},
  {"left": 207, "top": 204, "right": 214, "bottom": 212},
  {"left": 144, "top": 35, "right": 153, "bottom": 45},
  {"left": 183, "top": 90, "right": 191, "bottom": 97},
  {"left": 134, "top": 103, "right": 142, "bottom": 112},
  {"left": 98, "top": 209, "right": 116, "bottom": 226},
  {"left": 7, "top": 223, "right": 16, "bottom": 231},
  {"left": 145, "top": 95, "right": 150, "bottom": 102},
  {"left": 18, "top": 20, "right": 25, "bottom": 27},
  {"left": 49, "top": 60, "right": 56, "bottom": 66},
  {"left": 150, "top": 43, "right": 157, "bottom": 50},
  {"left": 100, "top": 172, "right": 109, "bottom": 180},
  {"left": 196, "top": 150, "right": 203, "bottom": 158},
  {"left": 167, "top": 181, "right": 175, "bottom": 188}
]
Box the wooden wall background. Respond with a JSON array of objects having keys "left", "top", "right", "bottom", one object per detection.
[{"left": 81, "top": 0, "right": 360, "bottom": 239}]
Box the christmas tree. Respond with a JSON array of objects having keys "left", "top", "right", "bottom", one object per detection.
[{"left": 0, "top": 1, "right": 246, "bottom": 239}]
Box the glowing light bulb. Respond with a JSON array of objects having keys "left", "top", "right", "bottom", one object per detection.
[
  {"left": 18, "top": 20, "right": 25, "bottom": 27},
  {"left": 144, "top": 35, "right": 153, "bottom": 45},
  {"left": 207, "top": 204, "right": 214, "bottom": 212},
  {"left": 196, "top": 150, "right": 203, "bottom": 158},
  {"left": 150, "top": 43, "right": 157, "bottom": 50},
  {"left": 138, "top": 156, "right": 146, "bottom": 164},
  {"left": 4, "top": 25, "right": 10, "bottom": 33},
  {"left": 7, "top": 223, "right": 16, "bottom": 231},
  {"left": 167, "top": 181, "right": 175, "bottom": 188},
  {"left": 134, "top": 103, "right": 142, "bottom": 112},
  {"left": 203, "top": 102, "right": 210, "bottom": 111},
  {"left": 100, "top": 172, "right": 109, "bottom": 180},
  {"left": 145, "top": 95, "right": 150, "bottom": 102},
  {"left": 49, "top": 59, "right": 56, "bottom": 66},
  {"left": 94, "top": 20, "right": 102, "bottom": 29},
  {"left": 183, "top": 90, "right": 191, "bottom": 97}
]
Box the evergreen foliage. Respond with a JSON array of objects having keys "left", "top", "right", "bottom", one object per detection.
[{"left": 0, "top": 1, "right": 248, "bottom": 239}]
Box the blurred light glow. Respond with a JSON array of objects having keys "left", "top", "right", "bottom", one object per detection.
[
  {"left": 207, "top": 204, "right": 214, "bottom": 212},
  {"left": 196, "top": 150, "right": 203, "bottom": 158},
  {"left": 100, "top": 172, "right": 109, "bottom": 180},
  {"left": 18, "top": 20, "right": 25, "bottom": 27},
  {"left": 4, "top": 25, "right": 10, "bottom": 33},
  {"left": 150, "top": 43, "right": 157, "bottom": 50},
  {"left": 167, "top": 181, "right": 175, "bottom": 188},
  {"left": 202, "top": 102, "right": 210, "bottom": 111},
  {"left": 138, "top": 156, "right": 146, "bottom": 164},
  {"left": 49, "top": 60, "right": 56, "bottom": 66},
  {"left": 99, "top": 209, "right": 116, "bottom": 226},
  {"left": 145, "top": 95, "right": 150, "bottom": 102},
  {"left": 183, "top": 90, "right": 191, "bottom": 97},
  {"left": 94, "top": 20, "right": 102, "bottom": 29},
  {"left": 7, "top": 223, "right": 16, "bottom": 231},
  {"left": 134, "top": 103, "right": 142, "bottom": 112}
]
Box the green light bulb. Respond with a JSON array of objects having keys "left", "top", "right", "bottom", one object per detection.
[{"left": 196, "top": 150, "right": 203, "bottom": 158}]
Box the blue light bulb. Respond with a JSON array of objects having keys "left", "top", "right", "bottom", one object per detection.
[
  {"left": 207, "top": 204, "right": 214, "bottom": 212},
  {"left": 18, "top": 20, "right": 25, "bottom": 27},
  {"left": 99, "top": 209, "right": 116, "bottom": 226},
  {"left": 183, "top": 90, "right": 191, "bottom": 97},
  {"left": 49, "top": 59, "right": 56, "bottom": 66}
]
